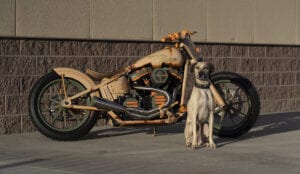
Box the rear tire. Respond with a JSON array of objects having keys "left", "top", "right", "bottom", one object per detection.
[
  {"left": 211, "top": 72, "right": 260, "bottom": 138},
  {"left": 29, "top": 71, "right": 98, "bottom": 140}
]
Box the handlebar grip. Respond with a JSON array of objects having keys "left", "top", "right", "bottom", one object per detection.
[
  {"left": 161, "top": 33, "right": 179, "bottom": 42},
  {"left": 161, "top": 30, "right": 197, "bottom": 42},
  {"left": 161, "top": 35, "right": 173, "bottom": 42}
]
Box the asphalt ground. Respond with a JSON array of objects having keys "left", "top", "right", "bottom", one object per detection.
[{"left": 0, "top": 112, "right": 299, "bottom": 174}]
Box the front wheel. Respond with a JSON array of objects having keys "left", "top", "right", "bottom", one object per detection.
[
  {"left": 211, "top": 72, "right": 260, "bottom": 138},
  {"left": 29, "top": 71, "right": 98, "bottom": 140}
]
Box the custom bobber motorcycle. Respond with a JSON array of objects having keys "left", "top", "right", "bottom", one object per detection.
[{"left": 29, "top": 30, "right": 260, "bottom": 140}]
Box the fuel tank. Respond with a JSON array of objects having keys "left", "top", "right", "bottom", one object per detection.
[{"left": 132, "top": 47, "right": 183, "bottom": 69}]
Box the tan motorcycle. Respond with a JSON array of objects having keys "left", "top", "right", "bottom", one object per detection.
[{"left": 29, "top": 30, "right": 260, "bottom": 140}]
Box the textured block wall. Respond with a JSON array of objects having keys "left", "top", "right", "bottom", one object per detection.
[{"left": 0, "top": 38, "right": 299, "bottom": 134}]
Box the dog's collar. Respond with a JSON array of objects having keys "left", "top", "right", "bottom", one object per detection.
[{"left": 194, "top": 81, "right": 210, "bottom": 89}]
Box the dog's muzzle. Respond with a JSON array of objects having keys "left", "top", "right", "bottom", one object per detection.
[{"left": 195, "top": 68, "right": 210, "bottom": 89}]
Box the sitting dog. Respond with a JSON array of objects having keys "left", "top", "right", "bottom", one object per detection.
[{"left": 184, "top": 62, "right": 216, "bottom": 149}]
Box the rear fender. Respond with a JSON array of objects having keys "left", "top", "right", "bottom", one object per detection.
[{"left": 52, "top": 68, "right": 100, "bottom": 97}]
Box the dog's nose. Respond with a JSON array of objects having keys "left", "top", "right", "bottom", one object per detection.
[{"left": 199, "top": 71, "right": 205, "bottom": 79}]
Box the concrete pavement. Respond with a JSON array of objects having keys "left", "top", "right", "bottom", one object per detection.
[{"left": 0, "top": 112, "right": 299, "bottom": 174}]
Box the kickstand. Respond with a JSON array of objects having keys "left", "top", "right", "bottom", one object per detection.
[{"left": 152, "top": 126, "right": 158, "bottom": 137}]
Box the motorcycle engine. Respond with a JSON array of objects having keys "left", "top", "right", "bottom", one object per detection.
[{"left": 124, "top": 66, "right": 182, "bottom": 110}]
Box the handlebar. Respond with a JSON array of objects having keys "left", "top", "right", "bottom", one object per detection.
[{"left": 161, "top": 29, "right": 197, "bottom": 42}]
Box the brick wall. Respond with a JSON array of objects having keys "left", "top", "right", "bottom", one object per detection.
[{"left": 0, "top": 38, "right": 299, "bottom": 134}]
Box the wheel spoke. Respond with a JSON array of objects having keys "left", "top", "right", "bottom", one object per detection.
[
  {"left": 54, "top": 84, "right": 63, "bottom": 100},
  {"left": 67, "top": 110, "right": 81, "bottom": 123},
  {"left": 237, "top": 111, "right": 247, "bottom": 118},
  {"left": 230, "top": 107, "right": 247, "bottom": 118},
  {"left": 63, "top": 110, "right": 67, "bottom": 128},
  {"left": 224, "top": 88, "right": 230, "bottom": 100},
  {"left": 48, "top": 105, "right": 59, "bottom": 111},
  {"left": 51, "top": 107, "right": 63, "bottom": 124},
  {"left": 50, "top": 98, "right": 60, "bottom": 104},
  {"left": 229, "top": 87, "right": 241, "bottom": 102}
]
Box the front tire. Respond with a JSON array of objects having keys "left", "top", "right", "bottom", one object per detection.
[
  {"left": 211, "top": 72, "right": 260, "bottom": 138},
  {"left": 29, "top": 71, "right": 98, "bottom": 140}
]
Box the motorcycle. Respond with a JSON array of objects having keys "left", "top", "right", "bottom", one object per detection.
[{"left": 29, "top": 30, "right": 260, "bottom": 140}]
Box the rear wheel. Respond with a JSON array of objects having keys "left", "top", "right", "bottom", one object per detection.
[
  {"left": 211, "top": 72, "right": 260, "bottom": 138},
  {"left": 29, "top": 71, "right": 98, "bottom": 140}
]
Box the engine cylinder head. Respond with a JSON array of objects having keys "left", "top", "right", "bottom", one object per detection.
[{"left": 150, "top": 68, "right": 169, "bottom": 87}]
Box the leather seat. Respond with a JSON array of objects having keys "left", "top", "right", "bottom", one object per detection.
[{"left": 85, "top": 69, "right": 114, "bottom": 81}]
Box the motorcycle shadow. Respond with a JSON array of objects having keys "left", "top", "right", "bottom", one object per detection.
[
  {"left": 83, "top": 112, "right": 300, "bottom": 145},
  {"left": 82, "top": 123, "right": 186, "bottom": 140},
  {"left": 217, "top": 112, "right": 300, "bottom": 147}
]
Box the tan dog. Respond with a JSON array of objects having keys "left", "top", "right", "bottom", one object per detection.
[{"left": 185, "top": 62, "right": 216, "bottom": 149}]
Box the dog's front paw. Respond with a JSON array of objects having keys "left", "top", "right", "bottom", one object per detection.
[
  {"left": 206, "top": 142, "right": 217, "bottom": 149},
  {"left": 185, "top": 142, "right": 192, "bottom": 147},
  {"left": 191, "top": 144, "right": 200, "bottom": 150}
]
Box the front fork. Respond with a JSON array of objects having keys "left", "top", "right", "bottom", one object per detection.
[{"left": 209, "top": 83, "right": 226, "bottom": 109}]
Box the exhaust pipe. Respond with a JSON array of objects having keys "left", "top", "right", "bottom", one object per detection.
[
  {"left": 93, "top": 97, "right": 161, "bottom": 120},
  {"left": 93, "top": 97, "right": 126, "bottom": 112},
  {"left": 93, "top": 86, "right": 172, "bottom": 120}
]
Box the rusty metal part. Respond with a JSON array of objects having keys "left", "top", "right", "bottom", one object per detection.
[
  {"left": 168, "top": 68, "right": 182, "bottom": 81},
  {"left": 129, "top": 67, "right": 152, "bottom": 81},
  {"left": 153, "top": 93, "right": 166, "bottom": 107},
  {"left": 107, "top": 111, "right": 177, "bottom": 126},
  {"left": 180, "top": 61, "right": 189, "bottom": 106},
  {"left": 123, "top": 98, "right": 139, "bottom": 108},
  {"left": 124, "top": 102, "right": 139, "bottom": 108},
  {"left": 179, "top": 105, "right": 187, "bottom": 113},
  {"left": 60, "top": 74, "right": 67, "bottom": 99},
  {"left": 179, "top": 43, "right": 198, "bottom": 65},
  {"left": 64, "top": 105, "right": 102, "bottom": 111},
  {"left": 143, "top": 78, "right": 151, "bottom": 86},
  {"left": 132, "top": 48, "right": 183, "bottom": 69},
  {"left": 210, "top": 83, "right": 226, "bottom": 108},
  {"left": 107, "top": 102, "right": 182, "bottom": 126},
  {"left": 161, "top": 29, "right": 197, "bottom": 42}
]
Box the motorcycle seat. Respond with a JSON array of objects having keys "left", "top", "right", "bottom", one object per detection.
[{"left": 85, "top": 69, "right": 114, "bottom": 80}]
